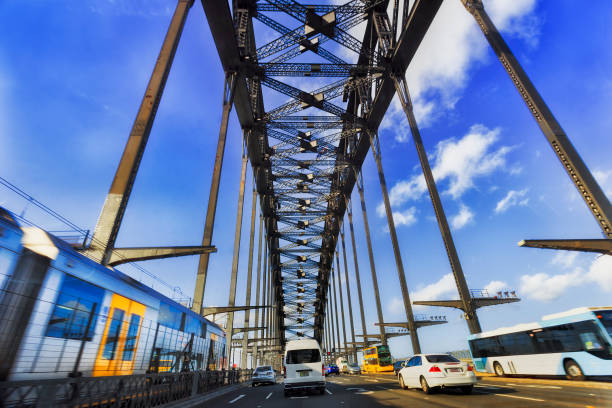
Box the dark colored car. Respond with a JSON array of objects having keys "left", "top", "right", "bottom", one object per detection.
[
  {"left": 325, "top": 364, "right": 340, "bottom": 376},
  {"left": 393, "top": 360, "right": 405, "bottom": 376}
]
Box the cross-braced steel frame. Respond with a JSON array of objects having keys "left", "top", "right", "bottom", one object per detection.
[{"left": 83, "top": 0, "right": 612, "bottom": 365}]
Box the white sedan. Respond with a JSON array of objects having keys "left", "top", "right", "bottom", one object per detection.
[{"left": 397, "top": 354, "right": 476, "bottom": 394}]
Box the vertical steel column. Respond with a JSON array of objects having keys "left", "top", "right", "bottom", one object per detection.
[
  {"left": 241, "top": 188, "right": 258, "bottom": 368},
  {"left": 89, "top": 0, "right": 194, "bottom": 265},
  {"left": 328, "top": 291, "right": 336, "bottom": 357},
  {"left": 331, "top": 266, "right": 342, "bottom": 356},
  {"left": 346, "top": 198, "right": 369, "bottom": 346},
  {"left": 366, "top": 132, "right": 420, "bottom": 353},
  {"left": 224, "top": 147, "right": 248, "bottom": 369},
  {"left": 340, "top": 227, "right": 357, "bottom": 361},
  {"left": 258, "top": 233, "right": 268, "bottom": 366},
  {"left": 462, "top": 0, "right": 612, "bottom": 238},
  {"left": 252, "top": 214, "right": 263, "bottom": 368},
  {"left": 192, "top": 71, "right": 238, "bottom": 314},
  {"left": 393, "top": 76, "right": 481, "bottom": 334},
  {"left": 334, "top": 250, "right": 348, "bottom": 354},
  {"left": 265, "top": 253, "right": 272, "bottom": 363},
  {"left": 356, "top": 175, "right": 387, "bottom": 345}
]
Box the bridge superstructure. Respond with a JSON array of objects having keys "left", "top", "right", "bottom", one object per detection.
[{"left": 74, "top": 0, "right": 611, "bottom": 369}]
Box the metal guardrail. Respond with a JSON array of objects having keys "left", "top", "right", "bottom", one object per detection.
[{"left": 0, "top": 369, "right": 252, "bottom": 408}]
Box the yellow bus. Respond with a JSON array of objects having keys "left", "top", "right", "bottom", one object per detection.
[{"left": 362, "top": 345, "right": 394, "bottom": 373}]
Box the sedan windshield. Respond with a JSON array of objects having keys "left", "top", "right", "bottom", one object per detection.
[
  {"left": 255, "top": 366, "right": 272, "bottom": 373},
  {"left": 425, "top": 354, "right": 460, "bottom": 363},
  {"left": 286, "top": 349, "right": 321, "bottom": 364}
]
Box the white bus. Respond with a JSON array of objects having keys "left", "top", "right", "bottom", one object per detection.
[{"left": 468, "top": 307, "right": 612, "bottom": 379}]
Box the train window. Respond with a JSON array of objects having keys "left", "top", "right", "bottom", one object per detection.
[
  {"left": 159, "top": 303, "right": 184, "bottom": 330},
  {"left": 45, "top": 274, "right": 104, "bottom": 340},
  {"left": 185, "top": 314, "right": 204, "bottom": 336},
  {"left": 122, "top": 314, "right": 141, "bottom": 361},
  {"left": 102, "top": 308, "right": 125, "bottom": 360}
]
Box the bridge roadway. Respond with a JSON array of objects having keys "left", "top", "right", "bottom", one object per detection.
[{"left": 203, "top": 373, "right": 611, "bottom": 408}]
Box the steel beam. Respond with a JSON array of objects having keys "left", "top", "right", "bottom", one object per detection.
[
  {"left": 224, "top": 148, "right": 248, "bottom": 369},
  {"left": 392, "top": 76, "right": 481, "bottom": 334},
  {"left": 252, "top": 215, "right": 264, "bottom": 367},
  {"left": 340, "top": 227, "right": 357, "bottom": 362},
  {"left": 346, "top": 198, "right": 368, "bottom": 347},
  {"left": 462, "top": 0, "right": 612, "bottom": 238},
  {"left": 241, "top": 188, "right": 258, "bottom": 369},
  {"left": 335, "top": 247, "right": 348, "bottom": 358},
  {"left": 106, "top": 245, "right": 216, "bottom": 266},
  {"left": 356, "top": 176, "right": 387, "bottom": 345},
  {"left": 87, "top": 0, "right": 194, "bottom": 265},
  {"left": 519, "top": 239, "right": 612, "bottom": 255},
  {"left": 331, "top": 265, "right": 342, "bottom": 356},
  {"left": 192, "top": 72, "right": 237, "bottom": 314}
]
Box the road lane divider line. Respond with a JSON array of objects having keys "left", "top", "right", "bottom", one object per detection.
[
  {"left": 496, "top": 394, "right": 545, "bottom": 402},
  {"left": 290, "top": 396, "right": 308, "bottom": 399},
  {"left": 229, "top": 394, "right": 245, "bottom": 404},
  {"left": 326, "top": 389, "right": 333, "bottom": 395},
  {"left": 265, "top": 392, "right": 272, "bottom": 399}
]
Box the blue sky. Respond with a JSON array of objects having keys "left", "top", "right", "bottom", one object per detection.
[{"left": 1, "top": 0, "right": 611, "bottom": 357}]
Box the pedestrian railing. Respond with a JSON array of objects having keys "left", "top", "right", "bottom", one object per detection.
[{"left": 0, "top": 369, "right": 252, "bottom": 407}]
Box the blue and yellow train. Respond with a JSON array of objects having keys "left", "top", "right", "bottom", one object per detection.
[{"left": 0, "top": 207, "right": 226, "bottom": 381}]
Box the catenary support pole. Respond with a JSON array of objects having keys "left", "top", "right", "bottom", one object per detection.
[
  {"left": 328, "top": 287, "right": 336, "bottom": 357},
  {"left": 393, "top": 76, "right": 481, "bottom": 334},
  {"left": 356, "top": 174, "right": 387, "bottom": 345},
  {"left": 88, "top": 0, "right": 194, "bottom": 265},
  {"left": 462, "top": 0, "right": 612, "bottom": 238},
  {"left": 340, "top": 227, "right": 357, "bottom": 361},
  {"left": 225, "top": 146, "right": 248, "bottom": 369},
  {"left": 346, "top": 198, "right": 369, "bottom": 347},
  {"left": 192, "top": 71, "right": 238, "bottom": 314},
  {"left": 241, "top": 188, "right": 258, "bottom": 368},
  {"left": 367, "top": 131, "right": 420, "bottom": 353},
  {"left": 335, "top": 250, "right": 348, "bottom": 355},
  {"left": 258, "top": 233, "right": 267, "bottom": 366},
  {"left": 252, "top": 214, "right": 263, "bottom": 368}
]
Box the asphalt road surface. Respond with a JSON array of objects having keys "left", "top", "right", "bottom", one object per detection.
[{"left": 203, "top": 373, "right": 612, "bottom": 407}]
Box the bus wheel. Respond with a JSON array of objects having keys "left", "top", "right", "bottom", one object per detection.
[
  {"left": 493, "top": 362, "right": 505, "bottom": 377},
  {"left": 564, "top": 359, "right": 585, "bottom": 381}
]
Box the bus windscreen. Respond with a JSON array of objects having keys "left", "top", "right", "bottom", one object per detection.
[{"left": 596, "top": 310, "right": 612, "bottom": 337}]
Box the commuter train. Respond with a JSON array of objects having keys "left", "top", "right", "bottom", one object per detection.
[{"left": 0, "top": 207, "right": 226, "bottom": 381}]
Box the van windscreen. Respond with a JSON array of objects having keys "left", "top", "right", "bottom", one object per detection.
[{"left": 286, "top": 349, "right": 321, "bottom": 364}]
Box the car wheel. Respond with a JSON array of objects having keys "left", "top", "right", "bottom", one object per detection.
[
  {"left": 460, "top": 385, "right": 473, "bottom": 395},
  {"left": 284, "top": 390, "right": 290, "bottom": 397},
  {"left": 420, "top": 377, "right": 432, "bottom": 394},
  {"left": 320, "top": 387, "right": 326, "bottom": 395},
  {"left": 251, "top": 383, "right": 255, "bottom": 387},
  {"left": 564, "top": 359, "right": 585, "bottom": 381},
  {"left": 399, "top": 375, "right": 407, "bottom": 390},
  {"left": 493, "top": 362, "right": 505, "bottom": 377}
]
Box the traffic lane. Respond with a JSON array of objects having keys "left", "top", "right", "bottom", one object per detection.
[
  {"left": 201, "top": 374, "right": 612, "bottom": 408},
  {"left": 367, "top": 373, "right": 612, "bottom": 407}
]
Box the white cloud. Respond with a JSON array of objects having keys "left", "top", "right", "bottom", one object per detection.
[
  {"left": 520, "top": 269, "right": 584, "bottom": 302},
  {"left": 380, "top": 0, "right": 538, "bottom": 137},
  {"left": 379, "top": 124, "right": 512, "bottom": 218},
  {"left": 593, "top": 169, "right": 612, "bottom": 198},
  {"left": 551, "top": 251, "right": 578, "bottom": 269},
  {"left": 388, "top": 297, "right": 404, "bottom": 316},
  {"left": 520, "top": 255, "right": 612, "bottom": 301},
  {"left": 393, "top": 207, "right": 418, "bottom": 228},
  {"left": 484, "top": 280, "right": 508, "bottom": 295},
  {"left": 451, "top": 204, "right": 474, "bottom": 230},
  {"left": 494, "top": 189, "right": 529, "bottom": 214},
  {"left": 411, "top": 273, "right": 458, "bottom": 304},
  {"left": 586, "top": 255, "right": 612, "bottom": 292}
]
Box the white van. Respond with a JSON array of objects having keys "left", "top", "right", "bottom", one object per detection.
[{"left": 283, "top": 339, "right": 326, "bottom": 397}]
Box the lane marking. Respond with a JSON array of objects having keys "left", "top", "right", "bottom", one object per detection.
[
  {"left": 505, "top": 382, "right": 562, "bottom": 390},
  {"left": 364, "top": 379, "right": 379, "bottom": 382},
  {"left": 290, "top": 396, "right": 308, "bottom": 399},
  {"left": 326, "top": 389, "right": 333, "bottom": 395},
  {"left": 229, "top": 394, "right": 245, "bottom": 404},
  {"left": 356, "top": 391, "right": 374, "bottom": 395},
  {"left": 496, "top": 394, "right": 545, "bottom": 402},
  {"left": 265, "top": 392, "right": 272, "bottom": 399}
]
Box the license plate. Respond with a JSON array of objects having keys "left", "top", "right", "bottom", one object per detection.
[
  {"left": 447, "top": 368, "right": 462, "bottom": 373},
  {"left": 299, "top": 371, "right": 309, "bottom": 377}
]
